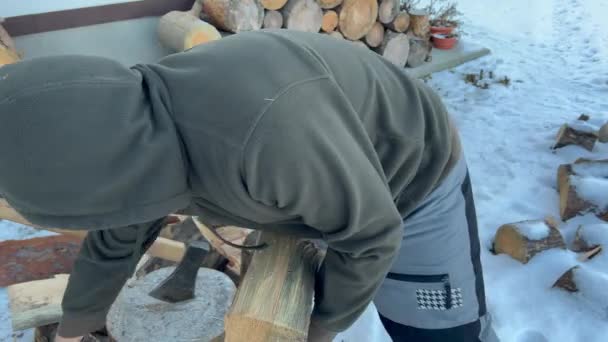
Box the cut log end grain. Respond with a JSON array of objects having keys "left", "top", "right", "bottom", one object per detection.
[
  {"left": 558, "top": 159, "right": 608, "bottom": 221},
  {"left": 263, "top": 10, "right": 284, "bottom": 29},
  {"left": 407, "top": 35, "right": 432, "bottom": 67},
  {"left": 260, "top": 0, "right": 288, "bottom": 11},
  {"left": 339, "top": 0, "right": 379, "bottom": 40},
  {"left": 377, "top": 31, "right": 410, "bottom": 67},
  {"left": 317, "top": 0, "right": 343, "bottom": 9},
  {"left": 364, "top": 22, "right": 385, "bottom": 48},
  {"left": 203, "top": 0, "right": 264, "bottom": 33},
  {"left": 281, "top": 0, "right": 323, "bottom": 32},
  {"left": 553, "top": 124, "right": 598, "bottom": 151},
  {"left": 158, "top": 10, "right": 221, "bottom": 52},
  {"left": 408, "top": 9, "right": 430, "bottom": 39},
  {"left": 378, "top": 0, "right": 399, "bottom": 24},
  {"left": 321, "top": 10, "right": 339, "bottom": 33},
  {"left": 387, "top": 11, "right": 410, "bottom": 33},
  {"left": 493, "top": 218, "right": 566, "bottom": 264}
]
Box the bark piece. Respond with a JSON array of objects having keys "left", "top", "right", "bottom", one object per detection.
[
  {"left": 364, "top": 21, "right": 385, "bottom": 47},
  {"left": 407, "top": 34, "right": 432, "bottom": 67},
  {"left": 599, "top": 122, "right": 608, "bottom": 143},
  {"left": 558, "top": 159, "right": 608, "bottom": 221},
  {"left": 553, "top": 123, "right": 598, "bottom": 151},
  {"left": 203, "top": 0, "right": 264, "bottom": 32},
  {"left": 225, "top": 232, "right": 317, "bottom": 342},
  {"left": 386, "top": 11, "right": 410, "bottom": 33},
  {"left": 378, "top": 0, "right": 399, "bottom": 24},
  {"left": 376, "top": 30, "right": 410, "bottom": 67},
  {"left": 158, "top": 0, "right": 221, "bottom": 52},
  {"left": 318, "top": 0, "right": 343, "bottom": 9},
  {"left": 338, "top": 0, "right": 379, "bottom": 40},
  {"left": 321, "top": 10, "right": 339, "bottom": 32},
  {"left": 263, "top": 10, "right": 284, "bottom": 28},
  {"left": 107, "top": 267, "right": 235, "bottom": 342},
  {"left": 408, "top": 9, "right": 430, "bottom": 39},
  {"left": 281, "top": 0, "right": 323, "bottom": 32},
  {"left": 493, "top": 218, "right": 566, "bottom": 263},
  {"left": 260, "top": 0, "right": 289, "bottom": 11}
]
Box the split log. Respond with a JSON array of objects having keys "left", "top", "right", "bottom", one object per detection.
[
  {"left": 107, "top": 267, "right": 235, "bottom": 342},
  {"left": 338, "top": 0, "right": 379, "bottom": 40},
  {"left": 224, "top": 232, "right": 317, "bottom": 342},
  {"left": 553, "top": 266, "right": 608, "bottom": 315},
  {"left": 599, "top": 122, "right": 608, "bottom": 143},
  {"left": 364, "top": 22, "right": 385, "bottom": 48},
  {"left": 321, "top": 10, "right": 339, "bottom": 33},
  {"left": 0, "top": 198, "right": 187, "bottom": 263},
  {"left": 572, "top": 224, "right": 608, "bottom": 253},
  {"left": 378, "top": 0, "right": 399, "bottom": 24},
  {"left": 260, "top": 0, "right": 289, "bottom": 11},
  {"left": 557, "top": 159, "right": 608, "bottom": 221},
  {"left": 407, "top": 35, "right": 432, "bottom": 67},
  {"left": 553, "top": 123, "right": 598, "bottom": 151},
  {"left": 7, "top": 274, "right": 69, "bottom": 331},
  {"left": 158, "top": 0, "right": 221, "bottom": 52},
  {"left": 203, "top": 0, "right": 264, "bottom": 33},
  {"left": 386, "top": 11, "right": 410, "bottom": 33},
  {"left": 376, "top": 30, "right": 410, "bottom": 67},
  {"left": 408, "top": 9, "right": 430, "bottom": 39},
  {"left": 317, "top": 0, "right": 343, "bottom": 10},
  {"left": 328, "top": 30, "right": 344, "bottom": 39},
  {"left": 493, "top": 217, "right": 566, "bottom": 263},
  {"left": 281, "top": 0, "right": 323, "bottom": 32},
  {"left": 263, "top": 10, "right": 284, "bottom": 28}
]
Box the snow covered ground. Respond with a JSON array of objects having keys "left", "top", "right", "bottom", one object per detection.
[{"left": 1, "top": 0, "right": 607, "bottom": 341}]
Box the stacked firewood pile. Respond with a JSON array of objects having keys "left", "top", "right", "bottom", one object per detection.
[{"left": 158, "top": 0, "right": 434, "bottom": 68}]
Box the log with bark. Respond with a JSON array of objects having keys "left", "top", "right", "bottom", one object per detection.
[
  {"left": 158, "top": 0, "right": 221, "bottom": 52},
  {"left": 338, "top": 0, "right": 379, "bottom": 40},
  {"left": 386, "top": 11, "right": 410, "bottom": 33},
  {"left": 364, "top": 21, "right": 385, "bottom": 48},
  {"left": 281, "top": 0, "right": 323, "bottom": 32},
  {"left": 376, "top": 30, "right": 410, "bottom": 67},
  {"left": 557, "top": 159, "right": 608, "bottom": 221},
  {"left": 321, "top": 10, "right": 339, "bottom": 33},
  {"left": 203, "top": 0, "right": 264, "bottom": 33},
  {"left": 263, "top": 10, "right": 284, "bottom": 28},
  {"left": 553, "top": 123, "right": 598, "bottom": 151},
  {"left": 553, "top": 266, "right": 608, "bottom": 315},
  {"left": 378, "top": 0, "right": 399, "bottom": 24},
  {"left": 408, "top": 9, "right": 430, "bottom": 39},
  {"left": 407, "top": 34, "right": 432, "bottom": 67},
  {"left": 318, "top": 0, "right": 343, "bottom": 9},
  {"left": 493, "top": 217, "right": 566, "bottom": 263},
  {"left": 260, "top": 0, "right": 289, "bottom": 11}
]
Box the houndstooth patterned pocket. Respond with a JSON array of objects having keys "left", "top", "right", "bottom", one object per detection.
[{"left": 416, "top": 288, "right": 463, "bottom": 310}]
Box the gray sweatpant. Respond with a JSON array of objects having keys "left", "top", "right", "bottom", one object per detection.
[{"left": 374, "top": 155, "right": 498, "bottom": 342}]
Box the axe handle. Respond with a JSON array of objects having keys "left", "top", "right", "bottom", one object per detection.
[{"left": 0, "top": 199, "right": 185, "bottom": 262}]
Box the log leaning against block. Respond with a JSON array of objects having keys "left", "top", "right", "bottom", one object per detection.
[{"left": 0, "top": 199, "right": 186, "bottom": 263}]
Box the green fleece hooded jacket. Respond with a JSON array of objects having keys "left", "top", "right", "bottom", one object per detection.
[{"left": 0, "top": 29, "right": 459, "bottom": 337}]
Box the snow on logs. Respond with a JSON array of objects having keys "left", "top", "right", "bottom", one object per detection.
[
  {"left": 558, "top": 159, "right": 608, "bottom": 221},
  {"left": 553, "top": 123, "right": 599, "bottom": 151}
]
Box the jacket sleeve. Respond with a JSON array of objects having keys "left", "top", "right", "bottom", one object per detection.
[
  {"left": 242, "top": 77, "right": 405, "bottom": 332},
  {"left": 57, "top": 219, "right": 165, "bottom": 337}
]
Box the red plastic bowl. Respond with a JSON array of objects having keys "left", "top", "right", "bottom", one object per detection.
[
  {"left": 432, "top": 36, "right": 458, "bottom": 50},
  {"left": 430, "top": 26, "right": 454, "bottom": 35}
]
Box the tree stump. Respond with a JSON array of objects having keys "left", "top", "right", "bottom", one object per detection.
[
  {"left": 263, "top": 10, "right": 284, "bottom": 28},
  {"left": 558, "top": 159, "right": 608, "bottom": 221},
  {"left": 321, "top": 10, "right": 339, "bottom": 33},
  {"left": 599, "top": 122, "right": 608, "bottom": 143},
  {"left": 224, "top": 232, "right": 317, "bottom": 342},
  {"left": 260, "top": 0, "right": 289, "bottom": 11},
  {"left": 107, "top": 267, "right": 235, "bottom": 342},
  {"left": 364, "top": 22, "right": 385, "bottom": 48},
  {"left": 553, "top": 123, "right": 598, "bottom": 151},
  {"left": 338, "top": 0, "right": 379, "bottom": 40},
  {"left": 386, "top": 11, "right": 410, "bottom": 33},
  {"left": 408, "top": 9, "right": 430, "bottom": 39},
  {"left": 202, "top": 0, "right": 264, "bottom": 33},
  {"left": 407, "top": 35, "right": 432, "bottom": 67},
  {"left": 553, "top": 266, "right": 608, "bottom": 315},
  {"left": 317, "top": 0, "right": 343, "bottom": 9},
  {"left": 281, "top": 0, "right": 323, "bottom": 32},
  {"left": 378, "top": 0, "right": 399, "bottom": 24},
  {"left": 376, "top": 30, "right": 409, "bottom": 67},
  {"left": 493, "top": 218, "right": 566, "bottom": 264}
]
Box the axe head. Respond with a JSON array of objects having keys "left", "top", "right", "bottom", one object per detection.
[{"left": 148, "top": 240, "right": 210, "bottom": 303}]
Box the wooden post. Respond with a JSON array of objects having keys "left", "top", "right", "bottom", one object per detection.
[{"left": 224, "top": 231, "right": 316, "bottom": 342}]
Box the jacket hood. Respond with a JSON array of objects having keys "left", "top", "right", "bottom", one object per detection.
[{"left": 0, "top": 55, "right": 191, "bottom": 230}]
